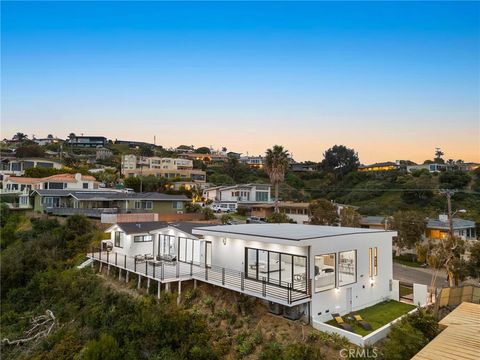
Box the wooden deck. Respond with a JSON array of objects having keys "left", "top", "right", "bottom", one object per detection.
[
  {"left": 411, "top": 302, "right": 480, "bottom": 360},
  {"left": 88, "top": 250, "right": 311, "bottom": 307}
]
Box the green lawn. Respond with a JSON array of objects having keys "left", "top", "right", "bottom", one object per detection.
[{"left": 326, "top": 300, "right": 415, "bottom": 336}]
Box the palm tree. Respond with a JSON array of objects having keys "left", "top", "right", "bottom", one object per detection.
[
  {"left": 13, "top": 132, "right": 28, "bottom": 141},
  {"left": 265, "top": 145, "right": 290, "bottom": 213}
]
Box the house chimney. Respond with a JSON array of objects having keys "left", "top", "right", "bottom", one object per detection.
[
  {"left": 75, "top": 173, "right": 82, "bottom": 181},
  {"left": 439, "top": 214, "right": 448, "bottom": 222}
]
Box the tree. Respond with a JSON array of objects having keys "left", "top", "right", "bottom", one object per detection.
[
  {"left": 12, "top": 132, "right": 28, "bottom": 141},
  {"left": 139, "top": 145, "right": 154, "bottom": 157},
  {"left": 339, "top": 207, "right": 361, "bottom": 227},
  {"left": 220, "top": 213, "right": 233, "bottom": 224},
  {"left": 320, "top": 145, "right": 359, "bottom": 178},
  {"left": 390, "top": 211, "right": 427, "bottom": 255},
  {"left": 195, "top": 147, "right": 211, "bottom": 154},
  {"left": 434, "top": 147, "right": 444, "bottom": 163},
  {"left": 467, "top": 241, "right": 480, "bottom": 279},
  {"left": 82, "top": 333, "right": 122, "bottom": 360},
  {"left": 202, "top": 207, "right": 215, "bottom": 220},
  {"left": 439, "top": 171, "right": 471, "bottom": 189},
  {"left": 431, "top": 235, "right": 467, "bottom": 286},
  {"left": 15, "top": 144, "right": 45, "bottom": 158},
  {"left": 265, "top": 145, "right": 290, "bottom": 213},
  {"left": 267, "top": 212, "right": 292, "bottom": 223},
  {"left": 309, "top": 199, "right": 339, "bottom": 225}
]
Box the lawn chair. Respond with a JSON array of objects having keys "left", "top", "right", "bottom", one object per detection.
[
  {"left": 352, "top": 314, "right": 372, "bottom": 330},
  {"left": 331, "top": 313, "right": 353, "bottom": 332}
]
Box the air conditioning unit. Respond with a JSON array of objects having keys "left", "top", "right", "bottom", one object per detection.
[
  {"left": 267, "top": 301, "right": 283, "bottom": 315},
  {"left": 283, "top": 304, "right": 305, "bottom": 321},
  {"left": 176, "top": 210, "right": 184, "bottom": 214}
]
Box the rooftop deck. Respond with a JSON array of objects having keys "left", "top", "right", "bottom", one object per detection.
[{"left": 88, "top": 249, "right": 311, "bottom": 307}]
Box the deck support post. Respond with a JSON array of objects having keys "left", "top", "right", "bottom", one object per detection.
[
  {"left": 126, "top": 271, "right": 129, "bottom": 283},
  {"left": 137, "top": 275, "right": 141, "bottom": 289},
  {"left": 157, "top": 281, "right": 161, "bottom": 299},
  {"left": 118, "top": 268, "right": 122, "bottom": 281},
  {"left": 165, "top": 282, "right": 170, "bottom": 293},
  {"left": 99, "top": 262, "right": 103, "bottom": 273},
  {"left": 177, "top": 281, "right": 182, "bottom": 305},
  {"left": 147, "top": 277, "right": 151, "bottom": 289},
  {"left": 194, "top": 279, "right": 197, "bottom": 289},
  {"left": 107, "top": 264, "right": 111, "bottom": 276}
]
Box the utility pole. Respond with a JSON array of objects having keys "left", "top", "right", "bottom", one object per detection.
[{"left": 441, "top": 189, "right": 456, "bottom": 239}]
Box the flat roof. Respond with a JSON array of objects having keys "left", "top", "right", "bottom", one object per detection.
[
  {"left": 411, "top": 302, "right": 480, "bottom": 360},
  {"left": 193, "top": 223, "right": 390, "bottom": 241}
]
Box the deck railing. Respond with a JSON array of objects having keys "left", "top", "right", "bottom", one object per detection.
[{"left": 90, "top": 248, "right": 311, "bottom": 305}]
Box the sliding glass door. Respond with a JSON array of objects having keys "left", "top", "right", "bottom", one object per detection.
[{"left": 245, "top": 247, "right": 307, "bottom": 292}]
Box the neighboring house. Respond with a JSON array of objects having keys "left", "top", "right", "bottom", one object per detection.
[
  {"left": 31, "top": 189, "right": 190, "bottom": 218},
  {"left": 203, "top": 184, "right": 272, "bottom": 211},
  {"left": 407, "top": 163, "right": 448, "bottom": 173},
  {"left": 358, "top": 162, "right": 400, "bottom": 172},
  {"left": 290, "top": 162, "right": 317, "bottom": 172},
  {"left": 90, "top": 223, "right": 395, "bottom": 325},
  {"left": 2, "top": 173, "right": 99, "bottom": 209},
  {"left": 178, "top": 152, "right": 228, "bottom": 165},
  {"left": 0, "top": 158, "right": 63, "bottom": 176},
  {"left": 32, "top": 137, "right": 59, "bottom": 146},
  {"left": 243, "top": 201, "right": 310, "bottom": 223},
  {"left": 239, "top": 155, "right": 264, "bottom": 169},
  {"left": 96, "top": 148, "right": 113, "bottom": 160},
  {"left": 175, "top": 145, "right": 195, "bottom": 153},
  {"left": 115, "top": 140, "right": 155, "bottom": 148},
  {"left": 121, "top": 155, "right": 206, "bottom": 183},
  {"left": 66, "top": 136, "right": 107, "bottom": 148},
  {"left": 3, "top": 173, "right": 98, "bottom": 192},
  {"left": 360, "top": 216, "right": 387, "bottom": 230},
  {"left": 426, "top": 215, "right": 477, "bottom": 241}
]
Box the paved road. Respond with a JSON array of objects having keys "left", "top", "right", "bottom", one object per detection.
[
  {"left": 393, "top": 262, "right": 448, "bottom": 287},
  {"left": 393, "top": 262, "right": 479, "bottom": 287}
]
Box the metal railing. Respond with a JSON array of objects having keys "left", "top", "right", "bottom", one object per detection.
[
  {"left": 89, "top": 248, "right": 311, "bottom": 305},
  {"left": 47, "top": 207, "right": 118, "bottom": 218}
]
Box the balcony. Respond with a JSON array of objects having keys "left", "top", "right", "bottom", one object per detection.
[
  {"left": 46, "top": 207, "right": 118, "bottom": 218},
  {"left": 88, "top": 249, "right": 311, "bottom": 307}
]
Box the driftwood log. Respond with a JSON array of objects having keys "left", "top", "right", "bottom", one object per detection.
[{"left": 2, "top": 310, "right": 56, "bottom": 346}]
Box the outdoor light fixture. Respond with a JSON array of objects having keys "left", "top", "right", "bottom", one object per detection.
[{"left": 370, "top": 278, "right": 375, "bottom": 287}]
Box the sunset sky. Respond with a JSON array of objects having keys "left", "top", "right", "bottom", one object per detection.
[{"left": 2, "top": 1, "right": 479, "bottom": 164}]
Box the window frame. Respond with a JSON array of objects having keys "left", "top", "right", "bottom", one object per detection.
[
  {"left": 133, "top": 234, "right": 153, "bottom": 243},
  {"left": 314, "top": 253, "right": 337, "bottom": 293},
  {"left": 338, "top": 249, "right": 357, "bottom": 287},
  {"left": 114, "top": 231, "right": 122, "bottom": 248}
]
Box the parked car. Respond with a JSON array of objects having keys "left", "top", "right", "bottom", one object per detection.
[
  {"left": 246, "top": 216, "right": 266, "bottom": 224},
  {"left": 210, "top": 204, "right": 232, "bottom": 213}
]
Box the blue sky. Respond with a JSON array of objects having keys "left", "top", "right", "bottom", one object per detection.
[{"left": 2, "top": 1, "right": 479, "bottom": 163}]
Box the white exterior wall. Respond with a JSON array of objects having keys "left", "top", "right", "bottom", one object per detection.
[
  {"left": 204, "top": 234, "right": 307, "bottom": 273},
  {"left": 310, "top": 232, "right": 393, "bottom": 323},
  {"left": 110, "top": 231, "right": 155, "bottom": 257}
]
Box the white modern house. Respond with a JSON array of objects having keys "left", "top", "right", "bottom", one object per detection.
[
  {"left": 91, "top": 223, "right": 395, "bottom": 325},
  {"left": 203, "top": 184, "right": 272, "bottom": 212}
]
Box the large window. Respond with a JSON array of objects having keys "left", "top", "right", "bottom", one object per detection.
[
  {"left": 314, "top": 254, "right": 336, "bottom": 292},
  {"left": 374, "top": 247, "right": 378, "bottom": 276},
  {"left": 338, "top": 250, "right": 356, "bottom": 286},
  {"left": 133, "top": 235, "right": 152, "bottom": 242},
  {"left": 114, "top": 231, "right": 122, "bottom": 248},
  {"left": 255, "top": 192, "right": 269, "bottom": 202},
  {"left": 135, "top": 201, "right": 153, "bottom": 210},
  {"left": 178, "top": 237, "right": 201, "bottom": 264},
  {"left": 245, "top": 247, "right": 307, "bottom": 292},
  {"left": 159, "top": 235, "right": 175, "bottom": 256}
]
